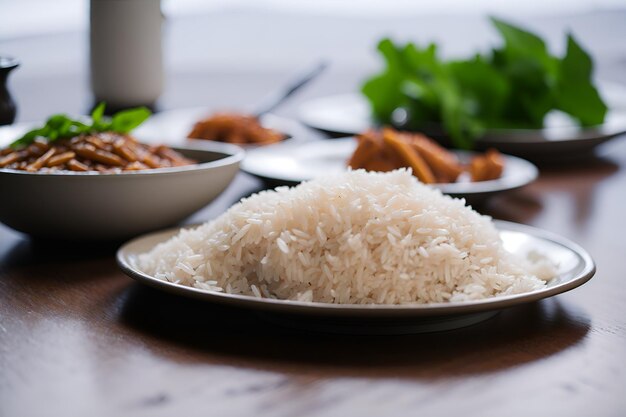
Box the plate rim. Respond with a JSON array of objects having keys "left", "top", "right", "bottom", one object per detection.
[
  {"left": 116, "top": 220, "right": 596, "bottom": 318},
  {"left": 297, "top": 92, "right": 626, "bottom": 142}
]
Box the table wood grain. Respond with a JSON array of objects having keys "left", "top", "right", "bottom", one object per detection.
[{"left": 2, "top": 138, "right": 625, "bottom": 416}]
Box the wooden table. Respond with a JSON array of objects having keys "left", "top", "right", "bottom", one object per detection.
[
  {"left": 2, "top": 135, "right": 625, "bottom": 417},
  {"left": 2, "top": 10, "right": 626, "bottom": 417}
]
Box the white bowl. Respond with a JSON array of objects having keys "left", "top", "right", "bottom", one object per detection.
[{"left": 0, "top": 142, "right": 244, "bottom": 240}]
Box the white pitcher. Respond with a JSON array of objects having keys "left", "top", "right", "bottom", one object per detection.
[{"left": 90, "top": 0, "right": 163, "bottom": 109}]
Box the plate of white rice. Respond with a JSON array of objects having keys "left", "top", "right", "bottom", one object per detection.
[{"left": 118, "top": 169, "right": 594, "bottom": 331}]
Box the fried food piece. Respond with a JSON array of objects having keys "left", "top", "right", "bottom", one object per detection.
[
  {"left": 348, "top": 130, "right": 382, "bottom": 169},
  {"left": 153, "top": 145, "right": 195, "bottom": 166},
  {"left": 346, "top": 127, "right": 506, "bottom": 184},
  {"left": 26, "top": 148, "right": 56, "bottom": 172},
  {"left": 470, "top": 148, "right": 504, "bottom": 181},
  {"left": 382, "top": 128, "right": 435, "bottom": 183},
  {"left": 364, "top": 158, "right": 401, "bottom": 172},
  {"left": 74, "top": 144, "right": 125, "bottom": 166},
  {"left": 112, "top": 139, "right": 138, "bottom": 162},
  {"left": 348, "top": 129, "right": 405, "bottom": 173},
  {"left": 32, "top": 138, "right": 51, "bottom": 152},
  {"left": 486, "top": 149, "right": 505, "bottom": 177},
  {"left": 409, "top": 134, "right": 463, "bottom": 183},
  {"left": 47, "top": 152, "right": 76, "bottom": 167},
  {"left": 0, "top": 152, "right": 20, "bottom": 167},
  {"left": 67, "top": 159, "right": 89, "bottom": 172},
  {"left": 188, "top": 113, "right": 285, "bottom": 145},
  {"left": 0, "top": 147, "right": 13, "bottom": 156}
]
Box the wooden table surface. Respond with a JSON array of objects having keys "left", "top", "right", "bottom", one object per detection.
[
  {"left": 2, "top": 9, "right": 626, "bottom": 417},
  {"left": 2, "top": 128, "right": 626, "bottom": 417}
]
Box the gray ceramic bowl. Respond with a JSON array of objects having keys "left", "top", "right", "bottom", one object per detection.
[{"left": 0, "top": 142, "right": 244, "bottom": 240}]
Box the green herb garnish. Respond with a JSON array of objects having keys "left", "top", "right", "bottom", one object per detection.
[
  {"left": 10, "top": 103, "right": 151, "bottom": 149},
  {"left": 361, "top": 17, "right": 608, "bottom": 148}
]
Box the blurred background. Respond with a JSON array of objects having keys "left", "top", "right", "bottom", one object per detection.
[{"left": 1, "top": 0, "right": 625, "bottom": 121}]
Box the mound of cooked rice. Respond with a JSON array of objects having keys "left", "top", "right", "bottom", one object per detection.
[{"left": 138, "top": 169, "right": 554, "bottom": 304}]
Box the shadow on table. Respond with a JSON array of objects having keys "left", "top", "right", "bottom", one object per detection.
[
  {"left": 0, "top": 235, "right": 123, "bottom": 289},
  {"left": 118, "top": 284, "right": 590, "bottom": 378},
  {"left": 0, "top": 237, "right": 121, "bottom": 266},
  {"left": 482, "top": 153, "right": 619, "bottom": 225}
]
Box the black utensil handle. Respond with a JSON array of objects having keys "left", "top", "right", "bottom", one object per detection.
[{"left": 254, "top": 61, "right": 328, "bottom": 117}]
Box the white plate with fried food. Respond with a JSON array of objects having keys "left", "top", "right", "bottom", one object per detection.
[
  {"left": 241, "top": 135, "right": 538, "bottom": 204},
  {"left": 136, "top": 108, "right": 310, "bottom": 148}
]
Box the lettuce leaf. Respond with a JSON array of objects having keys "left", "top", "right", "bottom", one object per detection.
[{"left": 361, "top": 17, "right": 607, "bottom": 148}]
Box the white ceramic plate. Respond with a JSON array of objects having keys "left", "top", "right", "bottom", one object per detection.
[
  {"left": 136, "top": 108, "right": 310, "bottom": 148},
  {"left": 241, "top": 137, "right": 538, "bottom": 204},
  {"left": 117, "top": 220, "right": 595, "bottom": 333},
  {"left": 297, "top": 85, "right": 626, "bottom": 157}
]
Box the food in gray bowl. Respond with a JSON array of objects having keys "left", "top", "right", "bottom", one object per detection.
[{"left": 0, "top": 105, "right": 244, "bottom": 240}]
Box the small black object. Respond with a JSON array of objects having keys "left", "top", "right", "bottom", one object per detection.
[{"left": 0, "top": 57, "right": 19, "bottom": 126}]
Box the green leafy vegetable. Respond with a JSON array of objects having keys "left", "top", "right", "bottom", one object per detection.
[
  {"left": 555, "top": 34, "right": 607, "bottom": 125},
  {"left": 109, "top": 107, "right": 152, "bottom": 133},
  {"left": 361, "top": 17, "right": 607, "bottom": 148},
  {"left": 10, "top": 103, "right": 151, "bottom": 149}
]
